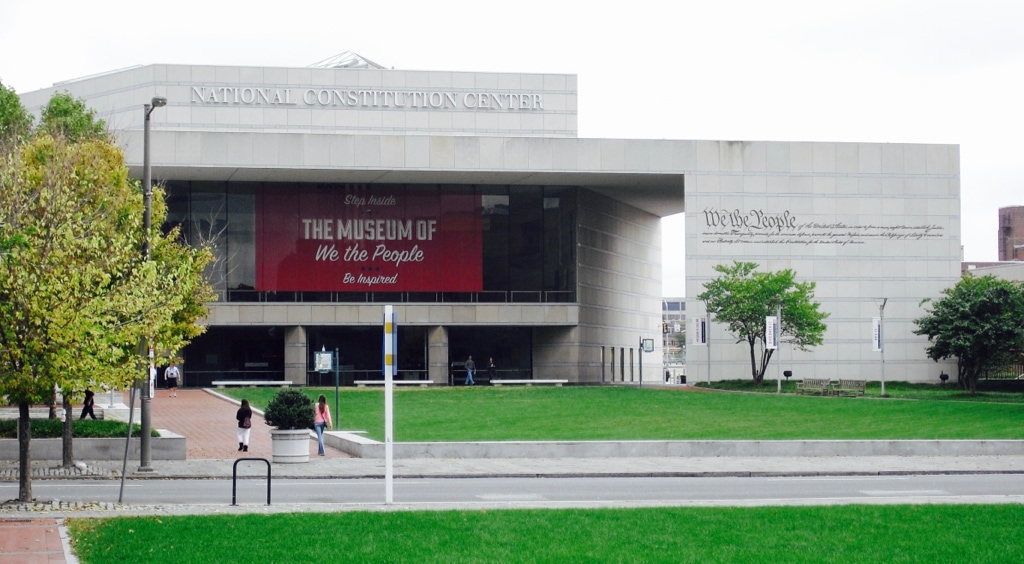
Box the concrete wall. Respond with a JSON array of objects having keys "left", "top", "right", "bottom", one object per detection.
[
  {"left": 0, "top": 433, "right": 185, "bottom": 461},
  {"left": 19, "top": 64, "right": 578, "bottom": 139},
  {"left": 969, "top": 262, "right": 1024, "bottom": 282},
  {"left": 576, "top": 190, "right": 664, "bottom": 382},
  {"left": 328, "top": 432, "right": 1024, "bottom": 459},
  {"left": 685, "top": 141, "right": 961, "bottom": 383}
]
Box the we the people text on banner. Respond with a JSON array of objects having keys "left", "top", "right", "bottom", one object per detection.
[{"left": 256, "top": 186, "right": 482, "bottom": 292}]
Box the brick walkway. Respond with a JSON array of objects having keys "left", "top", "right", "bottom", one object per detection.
[
  {"left": 0, "top": 387, "right": 346, "bottom": 564},
  {"left": 150, "top": 388, "right": 347, "bottom": 460},
  {"left": 0, "top": 518, "right": 68, "bottom": 564}
]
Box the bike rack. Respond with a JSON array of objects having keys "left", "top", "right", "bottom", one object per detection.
[{"left": 232, "top": 457, "right": 272, "bottom": 506}]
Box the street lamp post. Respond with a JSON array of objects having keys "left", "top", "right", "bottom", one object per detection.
[{"left": 139, "top": 96, "right": 166, "bottom": 472}]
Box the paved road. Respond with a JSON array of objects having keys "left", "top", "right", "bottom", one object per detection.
[{"left": 8, "top": 474, "right": 1024, "bottom": 512}]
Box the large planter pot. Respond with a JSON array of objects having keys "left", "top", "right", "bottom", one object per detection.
[{"left": 269, "top": 429, "right": 310, "bottom": 463}]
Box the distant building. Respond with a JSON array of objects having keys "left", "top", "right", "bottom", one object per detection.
[
  {"left": 999, "top": 206, "right": 1024, "bottom": 261},
  {"left": 661, "top": 299, "right": 686, "bottom": 367}
]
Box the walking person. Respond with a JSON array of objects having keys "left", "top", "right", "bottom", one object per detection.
[
  {"left": 165, "top": 362, "right": 180, "bottom": 397},
  {"left": 236, "top": 399, "right": 252, "bottom": 452},
  {"left": 487, "top": 357, "right": 496, "bottom": 382},
  {"left": 464, "top": 355, "right": 476, "bottom": 386},
  {"left": 313, "top": 394, "right": 333, "bottom": 456},
  {"left": 79, "top": 390, "right": 97, "bottom": 420}
]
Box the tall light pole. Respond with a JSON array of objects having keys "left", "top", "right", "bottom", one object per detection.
[{"left": 139, "top": 96, "right": 166, "bottom": 472}]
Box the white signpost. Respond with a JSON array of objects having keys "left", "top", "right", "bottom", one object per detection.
[
  {"left": 692, "top": 315, "right": 709, "bottom": 385},
  {"left": 874, "top": 298, "right": 888, "bottom": 396},
  {"left": 383, "top": 305, "right": 397, "bottom": 504},
  {"left": 767, "top": 309, "right": 781, "bottom": 392}
]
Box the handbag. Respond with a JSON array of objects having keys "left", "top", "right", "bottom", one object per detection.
[{"left": 243, "top": 416, "right": 251, "bottom": 428}]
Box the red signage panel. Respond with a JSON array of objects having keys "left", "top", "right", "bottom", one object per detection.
[{"left": 256, "top": 186, "right": 482, "bottom": 292}]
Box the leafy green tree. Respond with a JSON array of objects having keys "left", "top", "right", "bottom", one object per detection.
[
  {"left": 39, "top": 91, "right": 107, "bottom": 142},
  {"left": 0, "top": 131, "right": 215, "bottom": 501},
  {"left": 0, "top": 80, "right": 34, "bottom": 143},
  {"left": 697, "top": 261, "right": 829, "bottom": 385},
  {"left": 914, "top": 274, "right": 1024, "bottom": 394}
]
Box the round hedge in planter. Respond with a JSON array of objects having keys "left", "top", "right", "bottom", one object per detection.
[
  {"left": 263, "top": 388, "right": 315, "bottom": 430},
  {"left": 263, "top": 388, "right": 315, "bottom": 463}
]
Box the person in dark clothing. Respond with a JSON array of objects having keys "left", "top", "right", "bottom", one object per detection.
[
  {"left": 464, "top": 355, "right": 476, "bottom": 385},
  {"left": 79, "top": 390, "right": 97, "bottom": 420},
  {"left": 236, "top": 399, "right": 252, "bottom": 452}
]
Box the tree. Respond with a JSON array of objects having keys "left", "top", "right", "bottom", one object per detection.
[
  {"left": 0, "top": 126, "right": 215, "bottom": 501},
  {"left": 0, "top": 80, "right": 34, "bottom": 143},
  {"left": 913, "top": 274, "right": 1024, "bottom": 394},
  {"left": 697, "top": 261, "right": 829, "bottom": 385},
  {"left": 38, "top": 92, "right": 107, "bottom": 142}
]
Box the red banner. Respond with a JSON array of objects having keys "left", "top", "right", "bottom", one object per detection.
[{"left": 256, "top": 186, "right": 482, "bottom": 292}]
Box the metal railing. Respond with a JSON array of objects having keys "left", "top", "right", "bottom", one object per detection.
[
  {"left": 981, "top": 363, "right": 1024, "bottom": 379},
  {"left": 221, "top": 289, "right": 575, "bottom": 304}
]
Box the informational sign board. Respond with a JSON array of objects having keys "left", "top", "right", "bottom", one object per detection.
[
  {"left": 314, "top": 349, "right": 333, "bottom": 373},
  {"left": 641, "top": 338, "right": 654, "bottom": 353}
]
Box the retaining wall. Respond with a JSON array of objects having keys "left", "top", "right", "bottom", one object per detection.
[
  {"left": 327, "top": 433, "right": 1024, "bottom": 459},
  {"left": 0, "top": 430, "right": 185, "bottom": 461}
]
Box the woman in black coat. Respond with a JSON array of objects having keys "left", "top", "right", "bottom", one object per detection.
[{"left": 236, "top": 399, "right": 252, "bottom": 452}]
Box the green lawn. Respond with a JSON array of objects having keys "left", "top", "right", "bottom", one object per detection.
[
  {"left": 69, "top": 385, "right": 1024, "bottom": 562},
  {"left": 222, "top": 384, "right": 1024, "bottom": 442},
  {"left": 69, "top": 504, "right": 1024, "bottom": 563}
]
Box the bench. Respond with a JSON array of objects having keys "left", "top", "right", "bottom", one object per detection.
[
  {"left": 832, "top": 379, "right": 866, "bottom": 397},
  {"left": 354, "top": 380, "right": 435, "bottom": 387},
  {"left": 794, "top": 378, "right": 831, "bottom": 395},
  {"left": 492, "top": 379, "right": 568, "bottom": 387},
  {"left": 212, "top": 380, "right": 293, "bottom": 388}
]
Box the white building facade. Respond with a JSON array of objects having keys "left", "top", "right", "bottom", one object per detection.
[{"left": 20, "top": 59, "right": 959, "bottom": 386}]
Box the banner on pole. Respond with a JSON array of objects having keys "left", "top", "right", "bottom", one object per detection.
[
  {"left": 766, "top": 316, "right": 779, "bottom": 350},
  {"left": 692, "top": 316, "right": 707, "bottom": 346},
  {"left": 383, "top": 306, "right": 397, "bottom": 373},
  {"left": 872, "top": 317, "right": 882, "bottom": 352}
]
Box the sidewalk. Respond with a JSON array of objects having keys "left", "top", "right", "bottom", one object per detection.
[{"left": 4, "top": 388, "right": 1024, "bottom": 482}]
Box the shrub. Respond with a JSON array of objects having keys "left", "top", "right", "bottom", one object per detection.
[
  {"left": 0, "top": 419, "right": 152, "bottom": 438},
  {"left": 262, "top": 388, "right": 314, "bottom": 430}
]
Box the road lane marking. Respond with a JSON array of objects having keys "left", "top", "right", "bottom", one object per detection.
[{"left": 860, "top": 490, "right": 948, "bottom": 496}]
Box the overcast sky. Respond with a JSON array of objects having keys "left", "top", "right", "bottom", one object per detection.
[{"left": 2, "top": 0, "right": 1021, "bottom": 297}]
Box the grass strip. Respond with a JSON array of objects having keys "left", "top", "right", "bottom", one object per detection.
[
  {"left": 223, "top": 385, "right": 1024, "bottom": 442},
  {"left": 68, "top": 504, "right": 1024, "bottom": 563}
]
